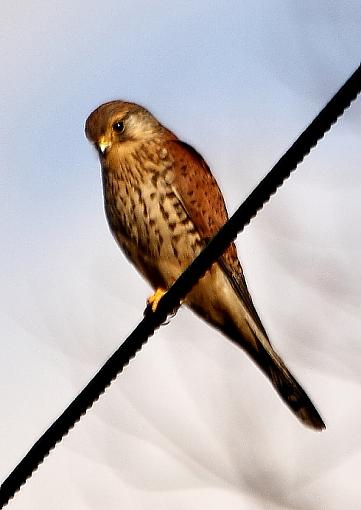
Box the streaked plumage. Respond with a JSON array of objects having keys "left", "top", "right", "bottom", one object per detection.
[{"left": 85, "top": 100, "right": 325, "bottom": 430}]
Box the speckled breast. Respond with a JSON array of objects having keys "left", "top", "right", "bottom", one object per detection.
[{"left": 101, "top": 140, "right": 204, "bottom": 288}]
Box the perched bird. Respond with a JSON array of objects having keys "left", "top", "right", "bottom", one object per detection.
[{"left": 85, "top": 100, "right": 325, "bottom": 430}]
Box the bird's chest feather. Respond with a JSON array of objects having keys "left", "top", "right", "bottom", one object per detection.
[{"left": 102, "top": 148, "right": 203, "bottom": 285}]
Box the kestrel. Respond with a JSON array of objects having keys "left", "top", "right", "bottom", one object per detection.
[{"left": 85, "top": 100, "right": 325, "bottom": 430}]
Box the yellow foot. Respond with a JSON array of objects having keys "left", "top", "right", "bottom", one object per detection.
[{"left": 147, "top": 288, "right": 167, "bottom": 312}]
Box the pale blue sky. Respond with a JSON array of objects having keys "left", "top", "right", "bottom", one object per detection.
[{"left": 1, "top": 2, "right": 360, "bottom": 509}]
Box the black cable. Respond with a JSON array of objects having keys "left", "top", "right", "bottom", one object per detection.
[{"left": 1, "top": 63, "right": 360, "bottom": 508}]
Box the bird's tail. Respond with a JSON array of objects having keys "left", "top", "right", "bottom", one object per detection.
[
  {"left": 187, "top": 266, "right": 325, "bottom": 429},
  {"left": 221, "top": 304, "right": 325, "bottom": 430},
  {"left": 251, "top": 339, "right": 325, "bottom": 430},
  {"left": 233, "top": 310, "right": 326, "bottom": 430}
]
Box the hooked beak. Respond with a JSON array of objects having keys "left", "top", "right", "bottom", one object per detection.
[{"left": 97, "top": 136, "right": 112, "bottom": 154}]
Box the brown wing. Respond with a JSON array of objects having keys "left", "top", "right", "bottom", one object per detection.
[{"left": 165, "top": 140, "right": 268, "bottom": 337}]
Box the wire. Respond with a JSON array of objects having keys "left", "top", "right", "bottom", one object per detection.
[{"left": 1, "top": 63, "right": 360, "bottom": 508}]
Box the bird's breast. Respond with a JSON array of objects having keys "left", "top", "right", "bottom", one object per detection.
[{"left": 102, "top": 145, "right": 203, "bottom": 287}]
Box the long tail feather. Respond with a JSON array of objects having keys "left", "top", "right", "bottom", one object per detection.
[{"left": 254, "top": 341, "right": 325, "bottom": 430}]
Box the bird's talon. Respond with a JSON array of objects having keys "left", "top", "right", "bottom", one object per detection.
[{"left": 147, "top": 288, "right": 167, "bottom": 312}]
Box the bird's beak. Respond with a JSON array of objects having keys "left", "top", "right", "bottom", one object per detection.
[{"left": 97, "top": 136, "right": 112, "bottom": 154}]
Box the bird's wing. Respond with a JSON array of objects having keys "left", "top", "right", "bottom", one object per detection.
[{"left": 165, "top": 140, "right": 268, "bottom": 337}]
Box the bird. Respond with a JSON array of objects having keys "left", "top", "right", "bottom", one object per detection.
[{"left": 85, "top": 100, "right": 325, "bottom": 430}]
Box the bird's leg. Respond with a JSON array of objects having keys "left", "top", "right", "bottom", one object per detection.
[{"left": 147, "top": 287, "right": 167, "bottom": 312}]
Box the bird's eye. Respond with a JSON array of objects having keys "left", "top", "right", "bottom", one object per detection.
[{"left": 112, "top": 121, "right": 125, "bottom": 133}]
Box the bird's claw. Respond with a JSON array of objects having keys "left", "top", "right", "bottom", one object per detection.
[
  {"left": 144, "top": 288, "right": 180, "bottom": 324},
  {"left": 147, "top": 288, "right": 167, "bottom": 312}
]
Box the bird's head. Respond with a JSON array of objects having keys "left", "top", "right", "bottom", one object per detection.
[{"left": 85, "top": 100, "right": 170, "bottom": 156}]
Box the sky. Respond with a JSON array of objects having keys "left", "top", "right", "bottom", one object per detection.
[{"left": 1, "top": 1, "right": 361, "bottom": 509}]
